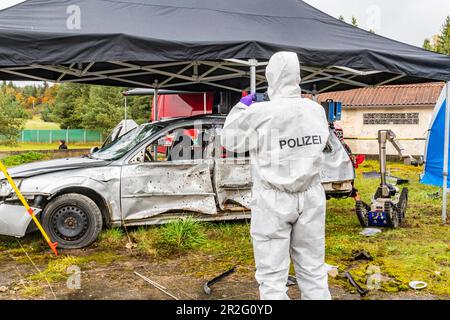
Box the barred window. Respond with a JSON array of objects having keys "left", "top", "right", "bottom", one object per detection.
[{"left": 363, "top": 113, "right": 419, "bottom": 125}]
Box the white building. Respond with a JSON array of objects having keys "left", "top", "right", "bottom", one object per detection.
[{"left": 315, "top": 82, "right": 445, "bottom": 156}]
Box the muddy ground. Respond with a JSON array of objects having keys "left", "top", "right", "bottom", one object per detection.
[
  {"left": 1, "top": 160, "right": 448, "bottom": 300},
  {"left": 0, "top": 246, "right": 441, "bottom": 300}
]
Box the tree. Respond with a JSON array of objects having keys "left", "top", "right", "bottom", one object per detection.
[
  {"left": 423, "top": 16, "right": 450, "bottom": 55},
  {"left": 423, "top": 38, "right": 433, "bottom": 51},
  {"left": 0, "top": 87, "right": 27, "bottom": 145},
  {"left": 338, "top": 15, "right": 345, "bottom": 22},
  {"left": 77, "top": 85, "right": 124, "bottom": 133},
  {"left": 436, "top": 16, "right": 450, "bottom": 55},
  {"left": 44, "top": 83, "right": 152, "bottom": 132},
  {"left": 50, "top": 83, "right": 88, "bottom": 129},
  {"left": 351, "top": 16, "right": 358, "bottom": 27},
  {"left": 128, "top": 95, "right": 152, "bottom": 124}
]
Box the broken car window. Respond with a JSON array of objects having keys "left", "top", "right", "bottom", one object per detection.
[
  {"left": 130, "top": 126, "right": 215, "bottom": 163},
  {"left": 91, "top": 123, "right": 161, "bottom": 160}
]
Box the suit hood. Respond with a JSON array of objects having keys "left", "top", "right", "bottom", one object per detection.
[{"left": 266, "top": 52, "right": 302, "bottom": 100}]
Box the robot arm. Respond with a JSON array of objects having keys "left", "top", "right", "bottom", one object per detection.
[{"left": 382, "top": 130, "right": 418, "bottom": 166}]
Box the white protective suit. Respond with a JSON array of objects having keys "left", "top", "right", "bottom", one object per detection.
[{"left": 221, "top": 52, "right": 331, "bottom": 300}]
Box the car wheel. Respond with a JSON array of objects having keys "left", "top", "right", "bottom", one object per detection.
[{"left": 42, "top": 193, "right": 103, "bottom": 249}]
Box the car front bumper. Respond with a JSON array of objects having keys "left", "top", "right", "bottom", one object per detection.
[{"left": 0, "top": 202, "right": 41, "bottom": 237}]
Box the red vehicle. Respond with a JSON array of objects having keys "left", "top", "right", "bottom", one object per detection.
[{"left": 153, "top": 92, "right": 214, "bottom": 121}]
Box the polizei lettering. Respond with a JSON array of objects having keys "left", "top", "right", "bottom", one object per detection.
[{"left": 279, "top": 135, "right": 322, "bottom": 150}]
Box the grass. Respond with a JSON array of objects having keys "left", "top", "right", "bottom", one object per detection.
[
  {"left": 1, "top": 151, "right": 48, "bottom": 167},
  {"left": 0, "top": 142, "right": 99, "bottom": 151},
  {"left": 98, "top": 228, "right": 125, "bottom": 249},
  {"left": 0, "top": 159, "right": 449, "bottom": 298},
  {"left": 159, "top": 217, "right": 207, "bottom": 250},
  {"left": 24, "top": 116, "right": 60, "bottom": 130},
  {"left": 124, "top": 219, "right": 208, "bottom": 257},
  {"left": 325, "top": 160, "right": 450, "bottom": 295}
]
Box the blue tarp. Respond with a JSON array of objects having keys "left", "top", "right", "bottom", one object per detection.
[{"left": 420, "top": 85, "right": 449, "bottom": 187}]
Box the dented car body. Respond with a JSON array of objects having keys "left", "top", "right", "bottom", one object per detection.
[{"left": 0, "top": 115, "right": 355, "bottom": 248}]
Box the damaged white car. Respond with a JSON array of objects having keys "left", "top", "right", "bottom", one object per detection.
[{"left": 0, "top": 115, "right": 355, "bottom": 248}]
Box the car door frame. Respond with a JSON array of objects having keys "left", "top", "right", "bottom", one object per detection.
[
  {"left": 119, "top": 119, "right": 220, "bottom": 223},
  {"left": 211, "top": 124, "right": 253, "bottom": 212}
]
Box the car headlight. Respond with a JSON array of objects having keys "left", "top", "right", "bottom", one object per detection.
[{"left": 0, "top": 179, "right": 22, "bottom": 197}]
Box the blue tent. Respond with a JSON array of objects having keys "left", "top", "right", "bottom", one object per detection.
[
  {"left": 421, "top": 85, "right": 449, "bottom": 187},
  {"left": 420, "top": 87, "right": 450, "bottom": 187},
  {"left": 421, "top": 83, "right": 450, "bottom": 224}
]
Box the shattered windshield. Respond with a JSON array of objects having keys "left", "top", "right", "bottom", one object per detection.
[{"left": 91, "top": 123, "right": 161, "bottom": 160}]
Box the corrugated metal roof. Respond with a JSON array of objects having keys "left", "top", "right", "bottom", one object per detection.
[{"left": 310, "top": 82, "right": 445, "bottom": 107}]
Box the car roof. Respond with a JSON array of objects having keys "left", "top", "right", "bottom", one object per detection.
[{"left": 150, "top": 114, "right": 227, "bottom": 127}]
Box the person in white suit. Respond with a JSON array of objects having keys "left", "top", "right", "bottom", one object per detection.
[{"left": 221, "top": 52, "right": 331, "bottom": 300}]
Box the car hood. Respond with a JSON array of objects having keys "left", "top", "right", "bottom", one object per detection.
[{"left": 0, "top": 157, "right": 112, "bottom": 179}]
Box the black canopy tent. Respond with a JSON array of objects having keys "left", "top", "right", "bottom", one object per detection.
[{"left": 0, "top": 0, "right": 449, "bottom": 95}]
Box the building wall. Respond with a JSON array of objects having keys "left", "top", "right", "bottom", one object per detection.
[{"left": 336, "top": 106, "right": 433, "bottom": 156}]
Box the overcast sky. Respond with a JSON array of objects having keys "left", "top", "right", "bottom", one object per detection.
[
  {"left": 2, "top": 0, "right": 449, "bottom": 86},
  {"left": 304, "top": 0, "right": 449, "bottom": 46}
]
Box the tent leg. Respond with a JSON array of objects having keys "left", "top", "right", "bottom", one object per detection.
[
  {"left": 153, "top": 81, "right": 159, "bottom": 121},
  {"left": 124, "top": 96, "right": 128, "bottom": 133},
  {"left": 153, "top": 81, "right": 159, "bottom": 161},
  {"left": 443, "top": 82, "right": 450, "bottom": 225},
  {"left": 249, "top": 58, "right": 258, "bottom": 94}
]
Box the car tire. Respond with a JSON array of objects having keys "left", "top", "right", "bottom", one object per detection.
[{"left": 42, "top": 193, "right": 103, "bottom": 249}]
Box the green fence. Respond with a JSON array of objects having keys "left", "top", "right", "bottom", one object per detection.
[{"left": 19, "top": 130, "right": 104, "bottom": 143}]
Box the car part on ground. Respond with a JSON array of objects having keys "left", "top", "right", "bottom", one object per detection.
[
  {"left": 344, "top": 271, "right": 369, "bottom": 296},
  {"left": 359, "top": 227, "right": 382, "bottom": 237},
  {"left": 409, "top": 281, "right": 428, "bottom": 290},
  {"left": 203, "top": 266, "right": 236, "bottom": 295},
  {"left": 352, "top": 250, "right": 373, "bottom": 261},
  {"left": 286, "top": 275, "right": 297, "bottom": 286},
  {"left": 354, "top": 130, "right": 417, "bottom": 228},
  {"left": 134, "top": 271, "right": 180, "bottom": 300}
]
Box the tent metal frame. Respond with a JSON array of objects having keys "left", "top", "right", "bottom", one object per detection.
[{"left": 0, "top": 59, "right": 403, "bottom": 95}]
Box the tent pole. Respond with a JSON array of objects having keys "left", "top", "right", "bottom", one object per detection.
[
  {"left": 204, "top": 92, "right": 207, "bottom": 114},
  {"left": 443, "top": 81, "right": 450, "bottom": 225},
  {"left": 249, "top": 58, "right": 257, "bottom": 94},
  {"left": 153, "top": 80, "right": 159, "bottom": 161},
  {"left": 153, "top": 80, "right": 159, "bottom": 121},
  {"left": 124, "top": 96, "right": 128, "bottom": 133}
]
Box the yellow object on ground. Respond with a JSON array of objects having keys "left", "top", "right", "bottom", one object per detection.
[{"left": 0, "top": 160, "right": 58, "bottom": 256}]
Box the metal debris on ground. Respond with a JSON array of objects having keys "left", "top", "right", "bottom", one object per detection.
[
  {"left": 286, "top": 275, "right": 297, "bottom": 286},
  {"left": 125, "top": 242, "right": 137, "bottom": 249},
  {"left": 324, "top": 264, "right": 339, "bottom": 278},
  {"left": 344, "top": 271, "right": 369, "bottom": 296},
  {"left": 360, "top": 228, "right": 382, "bottom": 237},
  {"left": 203, "top": 266, "right": 236, "bottom": 295},
  {"left": 352, "top": 250, "right": 374, "bottom": 261},
  {"left": 409, "top": 281, "right": 428, "bottom": 290},
  {"left": 427, "top": 191, "right": 441, "bottom": 199},
  {"left": 134, "top": 271, "right": 179, "bottom": 300}
]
